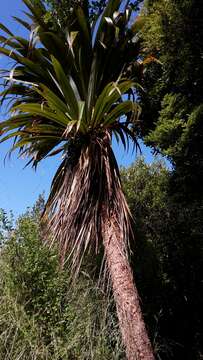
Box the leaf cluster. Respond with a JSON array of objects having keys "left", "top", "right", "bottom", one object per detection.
[{"left": 0, "top": 0, "right": 142, "bottom": 168}]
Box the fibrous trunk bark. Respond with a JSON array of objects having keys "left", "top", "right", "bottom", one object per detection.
[
  {"left": 46, "top": 139, "right": 154, "bottom": 359},
  {"left": 102, "top": 214, "right": 154, "bottom": 360}
]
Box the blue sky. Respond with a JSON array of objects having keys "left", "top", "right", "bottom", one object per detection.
[{"left": 0, "top": 0, "right": 161, "bottom": 217}]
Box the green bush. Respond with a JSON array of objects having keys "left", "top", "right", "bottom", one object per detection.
[{"left": 0, "top": 203, "right": 123, "bottom": 360}]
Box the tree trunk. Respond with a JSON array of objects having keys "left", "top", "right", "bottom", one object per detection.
[
  {"left": 102, "top": 214, "right": 155, "bottom": 360},
  {"left": 46, "top": 139, "right": 154, "bottom": 359}
]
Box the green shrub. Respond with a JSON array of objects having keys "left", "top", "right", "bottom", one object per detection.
[{"left": 0, "top": 203, "right": 123, "bottom": 360}]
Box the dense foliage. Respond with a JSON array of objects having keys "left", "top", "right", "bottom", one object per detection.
[
  {"left": 132, "top": 6, "right": 203, "bottom": 356},
  {"left": 139, "top": 0, "right": 203, "bottom": 199},
  {"left": 122, "top": 159, "right": 203, "bottom": 360},
  {"left": 136, "top": 10, "right": 203, "bottom": 354}
]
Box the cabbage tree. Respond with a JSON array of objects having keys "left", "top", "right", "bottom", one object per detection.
[{"left": 0, "top": 1, "right": 154, "bottom": 358}]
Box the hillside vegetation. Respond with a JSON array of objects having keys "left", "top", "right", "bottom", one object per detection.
[{"left": 0, "top": 159, "right": 202, "bottom": 359}]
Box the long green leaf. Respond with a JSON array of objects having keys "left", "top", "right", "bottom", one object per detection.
[
  {"left": 13, "top": 103, "right": 69, "bottom": 127},
  {"left": 0, "top": 23, "right": 13, "bottom": 36},
  {"left": 76, "top": 7, "right": 91, "bottom": 46},
  {"left": 35, "top": 85, "right": 72, "bottom": 119},
  {"left": 51, "top": 56, "right": 79, "bottom": 119},
  {"left": 0, "top": 46, "right": 19, "bottom": 61},
  {"left": 12, "top": 16, "right": 31, "bottom": 31},
  {"left": 0, "top": 114, "right": 33, "bottom": 129},
  {"left": 103, "top": 101, "right": 135, "bottom": 126},
  {"left": 22, "top": 0, "right": 47, "bottom": 29},
  {"left": 92, "top": 81, "right": 135, "bottom": 126},
  {"left": 94, "top": 0, "right": 121, "bottom": 45}
]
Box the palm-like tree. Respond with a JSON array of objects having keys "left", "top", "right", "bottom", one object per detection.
[{"left": 0, "top": 1, "right": 154, "bottom": 359}]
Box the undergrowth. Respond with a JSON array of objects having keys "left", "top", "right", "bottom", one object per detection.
[{"left": 0, "top": 204, "right": 124, "bottom": 360}]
